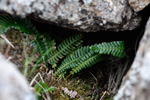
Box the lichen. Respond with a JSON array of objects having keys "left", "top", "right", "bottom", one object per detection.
[{"left": 0, "top": 0, "right": 142, "bottom": 32}]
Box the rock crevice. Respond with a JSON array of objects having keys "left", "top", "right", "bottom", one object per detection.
[{"left": 114, "top": 17, "right": 150, "bottom": 100}]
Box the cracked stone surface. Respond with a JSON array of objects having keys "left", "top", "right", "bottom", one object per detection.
[
  {"left": 114, "top": 17, "right": 150, "bottom": 100},
  {"left": 0, "top": 0, "right": 149, "bottom": 32}
]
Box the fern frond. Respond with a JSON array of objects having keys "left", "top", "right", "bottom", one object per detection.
[
  {"left": 55, "top": 41, "right": 126, "bottom": 77},
  {"left": 69, "top": 53, "right": 101, "bottom": 76},
  {"left": 54, "top": 46, "right": 102, "bottom": 77},
  {"left": 31, "top": 33, "right": 56, "bottom": 62},
  {"left": 90, "top": 41, "right": 126, "bottom": 57},
  {"left": 47, "top": 34, "right": 83, "bottom": 65},
  {"left": 54, "top": 46, "right": 90, "bottom": 76},
  {"left": 0, "top": 15, "right": 38, "bottom": 35},
  {"left": 0, "top": 15, "right": 126, "bottom": 78},
  {"left": 0, "top": 15, "right": 58, "bottom": 64}
]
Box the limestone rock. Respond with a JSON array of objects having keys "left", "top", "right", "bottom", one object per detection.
[
  {"left": 0, "top": 53, "right": 36, "bottom": 100},
  {"left": 0, "top": 0, "right": 143, "bottom": 32},
  {"left": 128, "top": 0, "right": 150, "bottom": 12},
  {"left": 114, "top": 17, "right": 150, "bottom": 100}
]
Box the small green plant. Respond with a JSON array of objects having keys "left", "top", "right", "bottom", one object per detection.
[
  {"left": 34, "top": 81, "right": 55, "bottom": 99},
  {"left": 55, "top": 41, "right": 125, "bottom": 78},
  {"left": 0, "top": 15, "right": 38, "bottom": 35},
  {"left": 46, "top": 34, "right": 83, "bottom": 65},
  {"left": 0, "top": 15, "right": 126, "bottom": 78}
]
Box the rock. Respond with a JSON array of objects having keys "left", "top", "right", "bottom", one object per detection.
[
  {"left": 128, "top": 0, "right": 150, "bottom": 12},
  {"left": 0, "top": 0, "right": 145, "bottom": 32},
  {"left": 0, "top": 53, "right": 36, "bottom": 100},
  {"left": 114, "top": 17, "right": 150, "bottom": 100}
]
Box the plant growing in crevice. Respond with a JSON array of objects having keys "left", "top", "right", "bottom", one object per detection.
[
  {"left": 55, "top": 41, "right": 125, "bottom": 78},
  {"left": 0, "top": 15, "right": 126, "bottom": 79}
]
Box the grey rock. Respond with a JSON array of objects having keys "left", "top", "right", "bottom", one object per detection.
[
  {"left": 114, "top": 17, "right": 150, "bottom": 100},
  {"left": 0, "top": 0, "right": 144, "bottom": 32},
  {"left": 128, "top": 0, "right": 150, "bottom": 12},
  {"left": 0, "top": 53, "right": 36, "bottom": 100}
]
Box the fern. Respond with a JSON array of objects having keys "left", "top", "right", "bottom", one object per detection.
[
  {"left": 31, "top": 33, "right": 56, "bottom": 63},
  {"left": 90, "top": 41, "right": 126, "bottom": 57},
  {"left": 54, "top": 46, "right": 91, "bottom": 76},
  {"left": 0, "top": 15, "right": 38, "bottom": 35},
  {"left": 0, "top": 15, "right": 53, "bottom": 65},
  {"left": 55, "top": 41, "right": 125, "bottom": 77},
  {"left": 0, "top": 15, "right": 83, "bottom": 67},
  {"left": 54, "top": 46, "right": 102, "bottom": 77},
  {"left": 0, "top": 15, "right": 56, "bottom": 63},
  {"left": 0, "top": 15, "right": 126, "bottom": 78},
  {"left": 47, "top": 34, "right": 83, "bottom": 65},
  {"left": 70, "top": 53, "right": 101, "bottom": 75}
]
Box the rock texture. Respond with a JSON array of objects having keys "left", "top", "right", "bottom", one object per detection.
[
  {"left": 128, "top": 0, "right": 150, "bottom": 12},
  {"left": 0, "top": 53, "right": 36, "bottom": 100},
  {"left": 114, "top": 17, "right": 150, "bottom": 100},
  {"left": 0, "top": 0, "right": 147, "bottom": 32}
]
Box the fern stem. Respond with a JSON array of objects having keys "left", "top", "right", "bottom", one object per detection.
[
  {"left": 54, "top": 52, "right": 86, "bottom": 76},
  {"left": 54, "top": 58, "right": 77, "bottom": 76},
  {"left": 54, "top": 46, "right": 92, "bottom": 76},
  {"left": 90, "top": 41, "right": 126, "bottom": 57},
  {"left": 91, "top": 47, "right": 124, "bottom": 51},
  {"left": 35, "top": 37, "right": 43, "bottom": 57}
]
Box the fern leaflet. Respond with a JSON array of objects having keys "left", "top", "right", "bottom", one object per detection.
[
  {"left": 47, "top": 34, "right": 83, "bottom": 65},
  {"left": 55, "top": 46, "right": 102, "bottom": 77},
  {"left": 90, "top": 41, "right": 126, "bottom": 57}
]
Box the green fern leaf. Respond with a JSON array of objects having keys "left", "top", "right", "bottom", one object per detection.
[
  {"left": 55, "top": 41, "right": 126, "bottom": 77},
  {"left": 70, "top": 53, "right": 101, "bottom": 75},
  {"left": 47, "top": 34, "right": 83, "bottom": 65},
  {"left": 54, "top": 46, "right": 90, "bottom": 76},
  {"left": 55, "top": 46, "right": 102, "bottom": 77},
  {"left": 90, "top": 41, "right": 126, "bottom": 57},
  {"left": 0, "top": 15, "right": 38, "bottom": 35},
  {"left": 0, "top": 15, "right": 57, "bottom": 64}
]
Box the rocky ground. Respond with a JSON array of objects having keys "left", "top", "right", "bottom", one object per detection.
[{"left": 0, "top": 0, "right": 150, "bottom": 100}]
